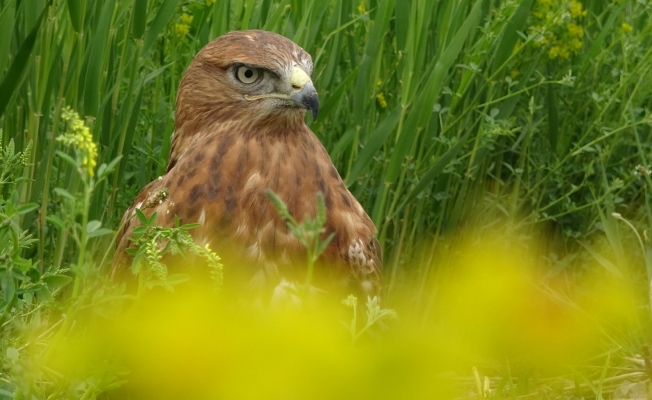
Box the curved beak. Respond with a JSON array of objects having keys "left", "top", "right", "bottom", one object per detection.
[{"left": 291, "top": 81, "right": 319, "bottom": 121}]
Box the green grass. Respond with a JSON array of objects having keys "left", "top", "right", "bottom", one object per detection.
[{"left": 1, "top": 0, "right": 652, "bottom": 398}]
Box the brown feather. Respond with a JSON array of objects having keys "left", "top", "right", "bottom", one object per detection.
[{"left": 114, "top": 30, "right": 381, "bottom": 296}]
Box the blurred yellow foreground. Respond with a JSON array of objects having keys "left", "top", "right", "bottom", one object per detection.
[{"left": 45, "top": 231, "right": 642, "bottom": 399}]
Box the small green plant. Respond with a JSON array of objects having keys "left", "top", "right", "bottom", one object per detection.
[
  {"left": 53, "top": 107, "right": 122, "bottom": 297},
  {"left": 126, "top": 209, "right": 223, "bottom": 293},
  {"left": 342, "top": 294, "right": 397, "bottom": 344},
  {"left": 265, "top": 190, "right": 334, "bottom": 289}
]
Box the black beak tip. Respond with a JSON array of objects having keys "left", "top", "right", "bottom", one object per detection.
[{"left": 306, "top": 93, "right": 319, "bottom": 121}]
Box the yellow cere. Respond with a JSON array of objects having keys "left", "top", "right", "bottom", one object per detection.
[{"left": 290, "top": 66, "right": 311, "bottom": 91}]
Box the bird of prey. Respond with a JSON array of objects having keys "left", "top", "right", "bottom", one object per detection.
[{"left": 113, "top": 30, "right": 381, "bottom": 298}]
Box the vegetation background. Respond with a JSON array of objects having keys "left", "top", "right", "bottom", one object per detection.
[{"left": 1, "top": 0, "right": 652, "bottom": 398}]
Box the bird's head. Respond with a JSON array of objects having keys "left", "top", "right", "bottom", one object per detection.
[{"left": 175, "top": 30, "right": 319, "bottom": 135}]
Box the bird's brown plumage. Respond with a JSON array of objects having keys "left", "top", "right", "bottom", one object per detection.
[{"left": 113, "top": 30, "right": 381, "bottom": 296}]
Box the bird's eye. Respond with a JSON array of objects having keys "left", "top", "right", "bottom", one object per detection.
[{"left": 235, "top": 66, "right": 260, "bottom": 84}]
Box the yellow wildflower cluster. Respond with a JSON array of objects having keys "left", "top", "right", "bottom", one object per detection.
[
  {"left": 376, "top": 93, "right": 387, "bottom": 109},
  {"left": 58, "top": 107, "right": 98, "bottom": 177},
  {"left": 357, "top": 0, "right": 366, "bottom": 14},
  {"left": 375, "top": 79, "right": 387, "bottom": 108},
  {"left": 621, "top": 22, "right": 633, "bottom": 34},
  {"left": 174, "top": 13, "right": 193, "bottom": 37},
  {"left": 531, "top": 0, "right": 587, "bottom": 60},
  {"left": 205, "top": 0, "right": 216, "bottom": 5}
]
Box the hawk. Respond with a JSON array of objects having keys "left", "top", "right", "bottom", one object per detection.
[{"left": 113, "top": 30, "right": 381, "bottom": 298}]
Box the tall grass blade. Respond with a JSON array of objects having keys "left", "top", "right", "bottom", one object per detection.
[
  {"left": 82, "top": 0, "right": 116, "bottom": 118},
  {"left": 143, "top": 0, "right": 181, "bottom": 54},
  {"left": 0, "top": 2, "right": 48, "bottom": 118},
  {"left": 132, "top": 0, "right": 148, "bottom": 40},
  {"left": 347, "top": 105, "right": 402, "bottom": 185},
  {"left": 491, "top": 0, "right": 534, "bottom": 76},
  {"left": 385, "top": 0, "right": 482, "bottom": 183},
  {"left": 65, "top": 0, "right": 82, "bottom": 33},
  {"left": 0, "top": 0, "right": 17, "bottom": 79}
]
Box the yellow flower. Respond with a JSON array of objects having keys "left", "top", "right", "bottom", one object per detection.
[
  {"left": 512, "top": 42, "right": 522, "bottom": 53},
  {"left": 570, "top": 38, "right": 583, "bottom": 52},
  {"left": 376, "top": 79, "right": 382, "bottom": 88},
  {"left": 510, "top": 70, "right": 520, "bottom": 79},
  {"left": 558, "top": 45, "right": 570, "bottom": 59},
  {"left": 538, "top": 0, "right": 553, "bottom": 6},
  {"left": 174, "top": 23, "right": 190, "bottom": 37},
  {"left": 548, "top": 46, "right": 560, "bottom": 59},
  {"left": 376, "top": 93, "right": 387, "bottom": 109},
  {"left": 621, "top": 23, "right": 633, "bottom": 34},
  {"left": 205, "top": 0, "right": 216, "bottom": 5},
  {"left": 180, "top": 13, "right": 194, "bottom": 25},
  {"left": 570, "top": 1, "right": 587, "bottom": 18},
  {"left": 567, "top": 22, "right": 584, "bottom": 38},
  {"left": 58, "top": 107, "right": 98, "bottom": 177},
  {"left": 357, "top": 1, "right": 366, "bottom": 14}
]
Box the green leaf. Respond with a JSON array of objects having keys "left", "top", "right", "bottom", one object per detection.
[
  {"left": 88, "top": 228, "right": 113, "bottom": 238},
  {"left": 352, "top": 0, "right": 396, "bottom": 120},
  {"left": 16, "top": 203, "right": 39, "bottom": 215},
  {"left": 86, "top": 220, "right": 102, "bottom": 233},
  {"left": 0, "top": 1, "right": 48, "bottom": 118},
  {"left": 54, "top": 187, "right": 76, "bottom": 202},
  {"left": 491, "top": 0, "right": 534, "bottom": 75},
  {"left": 132, "top": 0, "right": 148, "bottom": 40},
  {"left": 166, "top": 274, "right": 190, "bottom": 286},
  {"left": 55, "top": 150, "right": 79, "bottom": 170},
  {"left": 11, "top": 268, "right": 27, "bottom": 281},
  {"left": 143, "top": 0, "right": 181, "bottom": 54},
  {"left": 547, "top": 83, "right": 559, "bottom": 156},
  {"left": 135, "top": 208, "right": 148, "bottom": 225},
  {"left": 66, "top": 0, "right": 82, "bottom": 33},
  {"left": 2, "top": 274, "right": 15, "bottom": 303},
  {"left": 578, "top": 3, "right": 625, "bottom": 79},
  {"left": 0, "top": 0, "right": 17, "bottom": 79},
  {"left": 97, "top": 155, "right": 123, "bottom": 180},
  {"left": 83, "top": 0, "right": 116, "bottom": 117},
  {"left": 43, "top": 274, "right": 73, "bottom": 290},
  {"left": 46, "top": 214, "right": 65, "bottom": 229},
  {"left": 579, "top": 241, "right": 623, "bottom": 278},
  {"left": 26, "top": 267, "right": 41, "bottom": 283},
  {"left": 347, "top": 105, "right": 402, "bottom": 184},
  {"left": 37, "top": 285, "right": 53, "bottom": 302}
]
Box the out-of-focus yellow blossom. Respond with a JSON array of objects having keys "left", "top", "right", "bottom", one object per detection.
[
  {"left": 376, "top": 93, "right": 387, "bottom": 108},
  {"left": 376, "top": 78, "right": 382, "bottom": 88},
  {"left": 205, "top": 0, "right": 216, "bottom": 5},
  {"left": 174, "top": 23, "right": 189, "bottom": 36},
  {"left": 58, "top": 107, "right": 98, "bottom": 177},
  {"left": 570, "top": 0, "right": 587, "bottom": 18},
  {"left": 621, "top": 23, "right": 633, "bottom": 33},
  {"left": 357, "top": 1, "right": 366, "bottom": 14},
  {"left": 43, "top": 228, "right": 642, "bottom": 399},
  {"left": 569, "top": 38, "right": 583, "bottom": 51},
  {"left": 567, "top": 22, "right": 584, "bottom": 38},
  {"left": 548, "top": 45, "right": 570, "bottom": 60},
  {"left": 531, "top": 0, "right": 586, "bottom": 60},
  {"left": 174, "top": 14, "right": 193, "bottom": 37},
  {"left": 180, "top": 13, "right": 194, "bottom": 25},
  {"left": 510, "top": 69, "right": 520, "bottom": 79}
]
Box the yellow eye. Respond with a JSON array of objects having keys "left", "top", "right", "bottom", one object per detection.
[{"left": 235, "top": 66, "right": 260, "bottom": 84}]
